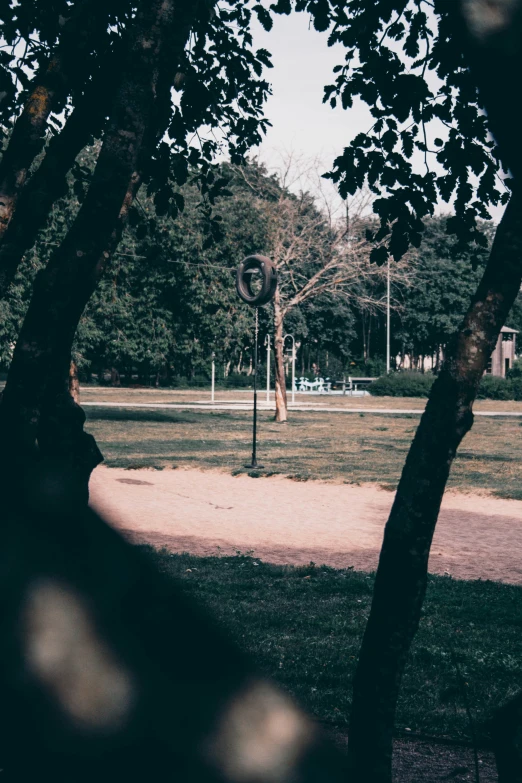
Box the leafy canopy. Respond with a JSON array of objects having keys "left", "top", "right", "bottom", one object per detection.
[{"left": 268, "top": 0, "right": 508, "bottom": 262}]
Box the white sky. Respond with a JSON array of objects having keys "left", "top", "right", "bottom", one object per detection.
[{"left": 251, "top": 12, "right": 506, "bottom": 224}]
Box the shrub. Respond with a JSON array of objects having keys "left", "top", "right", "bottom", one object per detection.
[
  {"left": 369, "top": 371, "right": 434, "bottom": 397},
  {"left": 509, "top": 378, "right": 522, "bottom": 400},
  {"left": 507, "top": 359, "right": 522, "bottom": 380},
  {"left": 192, "top": 373, "right": 210, "bottom": 388},
  {"left": 224, "top": 372, "right": 252, "bottom": 389},
  {"left": 476, "top": 375, "right": 513, "bottom": 400},
  {"left": 171, "top": 375, "right": 189, "bottom": 389}
]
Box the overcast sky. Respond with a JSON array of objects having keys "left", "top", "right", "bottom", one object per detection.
[{"left": 250, "top": 12, "right": 505, "bottom": 224}]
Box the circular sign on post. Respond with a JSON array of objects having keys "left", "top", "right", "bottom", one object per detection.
[{"left": 236, "top": 255, "right": 277, "bottom": 307}]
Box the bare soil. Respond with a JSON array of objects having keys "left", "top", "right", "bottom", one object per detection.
[{"left": 90, "top": 466, "right": 522, "bottom": 584}]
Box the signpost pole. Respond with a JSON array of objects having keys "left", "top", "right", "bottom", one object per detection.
[
  {"left": 266, "top": 334, "right": 270, "bottom": 403},
  {"left": 246, "top": 308, "right": 263, "bottom": 469}
]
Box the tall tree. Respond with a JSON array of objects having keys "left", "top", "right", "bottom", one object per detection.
[
  {"left": 267, "top": 1, "right": 522, "bottom": 779},
  {"left": 234, "top": 160, "right": 408, "bottom": 421},
  {"left": 0, "top": 0, "right": 273, "bottom": 501}
]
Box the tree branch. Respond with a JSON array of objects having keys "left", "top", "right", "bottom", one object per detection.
[
  {"left": 0, "top": 0, "right": 199, "bottom": 485},
  {"left": 0, "top": 0, "right": 113, "bottom": 237},
  {"left": 0, "top": 49, "right": 122, "bottom": 299}
]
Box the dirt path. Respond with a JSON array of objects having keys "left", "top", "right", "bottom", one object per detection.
[{"left": 89, "top": 466, "right": 522, "bottom": 584}]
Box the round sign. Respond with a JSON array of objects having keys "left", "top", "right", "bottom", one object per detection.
[{"left": 236, "top": 255, "right": 277, "bottom": 307}]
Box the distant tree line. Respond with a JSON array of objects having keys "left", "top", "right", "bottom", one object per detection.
[{"left": 0, "top": 154, "right": 518, "bottom": 389}]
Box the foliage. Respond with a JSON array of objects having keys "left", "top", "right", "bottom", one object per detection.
[
  {"left": 269, "top": 0, "right": 508, "bottom": 262},
  {"left": 369, "top": 371, "right": 434, "bottom": 397},
  {"left": 477, "top": 375, "right": 522, "bottom": 402},
  {"left": 507, "top": 359, "right": 522, "bottom": 381},
  {"left": 393, "top": 215, "right": 491, "bottom": 359}
]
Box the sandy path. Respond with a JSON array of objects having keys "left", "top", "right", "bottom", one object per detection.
[{"left": 89, "top": 466, "right": 522, "bottom": 584}]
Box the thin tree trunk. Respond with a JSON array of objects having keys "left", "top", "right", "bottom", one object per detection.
[
  {"left": 69, "top": 360, "right": 80, "bottom": 404},
  {"left": 0, "top": 0, "right": 197, "bottom": 500},
  {"left": 274, "top": 288, "right": 288, "bottom": 423},
  {"left": 347, "top": 193, "right": 522, "bottom": 782},
  {"left": 0, "top": 0, "right": 108, "bottom": 237}
]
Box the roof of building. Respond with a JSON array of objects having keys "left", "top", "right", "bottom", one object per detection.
[{"left": 501, "top": 326, "right": 519, "bottom": 333}]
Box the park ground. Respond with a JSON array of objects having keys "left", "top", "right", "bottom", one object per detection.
[{"left": 84, "top": 387, "right": 522, "bottom": 782}]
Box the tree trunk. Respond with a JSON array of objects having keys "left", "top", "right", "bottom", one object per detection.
[
  {"left": 0, "top": 51, "right": 121, "bottom": 298},
  {"left": 274, "top": 288, "right": 288, "bottom": 423},
  {"left": 490, "top": 691, "right": 522, "bottom": 782},
  {"left": 69, "top": 360, "right": 80, "bottom": 404},
  {"left": 347, "top": 193, "right": 522, "bottom": 783},
  {"left": 0, "top": 0, "right": 196, "bottom": 502},
  {"left": 111, "top": 367, "right": 121, "bottom": 387},
  {"left": 0, "top": 0, "right": 108, "bottom": 238}
]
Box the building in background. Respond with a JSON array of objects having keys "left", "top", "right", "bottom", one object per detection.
[
  {"left": 486, "top": 326, "right": 518, "bottom": 377},
  {"left": 397, "top": 326, "right": 518, "bottom": 377}
]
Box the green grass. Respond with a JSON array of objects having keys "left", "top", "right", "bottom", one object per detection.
[
  {"left": 151, "top": 549, "right": 522, "bottom": 744},
  {"left": 85, "top": 406, "right": 522, "bottom": 498}
]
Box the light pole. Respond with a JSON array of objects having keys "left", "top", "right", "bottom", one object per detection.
[
  {"left": 284, "top": 334, "right": 296, "bottom": 404},
  {"left": 265, "top": 333, "right": 271, "bottom": 403},
  {"left": 211, "top": 351, "right": 215, "bottom": 403},
  {"left": 386, "top": 258, "right": 391, "bottom": 374}
]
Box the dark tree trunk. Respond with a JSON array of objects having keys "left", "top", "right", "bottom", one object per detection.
[
  {"left": 111, "top": 368, "right": 121, "bottom": 387},
  {"left": 0, "top": 52, "right": 121, "bottom": 298},
  {"left": 0, "top": 0, "right": 108, "bottom": 237},
  {"left": 490, "top": 692, "right": 522, "bottom": 782},
  {"left": 347, "top": 193, "right": 522, "bottom": 783},
  {"left": 0, "top": 0, "right": 197, "bottom": 503},
  {"left": 273, "top": 287, "right": 288, "bottom": 423}
]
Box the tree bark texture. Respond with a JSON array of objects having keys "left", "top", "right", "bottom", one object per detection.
[
  {"left": 273, "top": 288, "right": 288, "bottom": 423},
  {"left": 0, "top": 0, "right": 110, "bottom": 237},
  {"left": 347, "top": 193, "right": 522, "bottom": 783},
  {"left": 0, "top": 0, "right": 198, "bottom": 499},
  {"left": 0, "top": 57, "right": 121, "bottom": 299},
  {"left": 68, "top": 361, "right": 80, "bottom": 404}
]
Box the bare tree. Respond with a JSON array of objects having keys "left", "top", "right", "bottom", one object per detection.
[{"left": 235, "top": 156, "right": 411, "bottom": 422}]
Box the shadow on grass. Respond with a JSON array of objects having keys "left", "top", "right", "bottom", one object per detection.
[{"left": 147, "top": 547, "right": 522, "bottom": 744}]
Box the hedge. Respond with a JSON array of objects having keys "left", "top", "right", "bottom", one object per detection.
[
  {"left": 370, "top": 371, "right": 522, "bottom": 400},
  {"left": 369, "top": 372, "right": 434, "bottom": 397}
]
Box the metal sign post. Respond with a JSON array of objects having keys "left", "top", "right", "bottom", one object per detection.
[
  {"left": 235, "top": 255, "right": 277, "bottom": 471},
  {"left": 246, "top": 308, "right": 262, "bottom": 469},
  {"left": 211, "top": 352, "right": 215, "bottom": 403}
]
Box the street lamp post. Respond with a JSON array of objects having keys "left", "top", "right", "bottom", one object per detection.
[
  {"left": 211, "top": 352, "right": 215, "bottom": 403},
  {"left": 284, "top": 334, "right": 296, "bottom": 404}
]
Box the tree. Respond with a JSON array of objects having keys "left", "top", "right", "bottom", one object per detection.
[
  {"left": 266, "top": 1, "right": 522, "bottom": 780},
  {"left": 234, "top": 159, "right": 410, "bottom": 421},
  {"left": 393, "top": 216, "right": 492, "bottom": 367},
  {"left": 0, "top": 0, "right": 274, "bottom": 501}
]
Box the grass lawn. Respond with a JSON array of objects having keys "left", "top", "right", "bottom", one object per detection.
[
  {"left": 152, "top": 549, "right": 522, "bottom": 744},
  {"left": 84, "top": 396, "right": 522, "bottom": 498}
]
